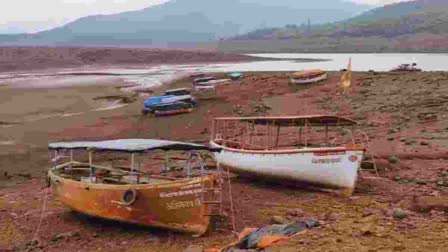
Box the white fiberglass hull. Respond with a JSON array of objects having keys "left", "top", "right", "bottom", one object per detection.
[
  {"left": 290, "top": 73, "right": 327, "bottom": 84},
  {"left": 211, "top": 142, "right": 363, "bottom": 193}
]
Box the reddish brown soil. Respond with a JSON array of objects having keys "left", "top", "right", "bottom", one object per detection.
[
  {"left": 1, "top": 71, "right": 448, "bottom": 251},
  {"left": 0, "top": 47, "right": 258, "bottom": 72}
]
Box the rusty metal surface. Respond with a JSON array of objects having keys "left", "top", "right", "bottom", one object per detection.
[{"left": 48, "top": 170, "right": 216, "bottom": 235}]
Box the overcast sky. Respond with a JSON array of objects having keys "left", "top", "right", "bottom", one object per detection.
[{"left": 0, "top": 0, "right": 407, "bottom": 33}]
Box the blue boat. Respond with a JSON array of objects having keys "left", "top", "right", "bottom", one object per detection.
[{"left": 142, "top": 95, "right": 197, "bottom": 115}]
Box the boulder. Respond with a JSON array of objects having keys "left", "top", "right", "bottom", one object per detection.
[
  {"left": 392, "top": 208, "right": 409, "bottom": 220},
  {"left": 286, "top": 208, "right": 304, "bottom": 217}
]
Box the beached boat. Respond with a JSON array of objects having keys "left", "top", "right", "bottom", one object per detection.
[
  {"left": 152, "top": 101, "right": 194, "bottom": 116},
  {"left": 194, "top": 79, "right": 231, "bottom": 87},
  {"left": 289, "top": 69, "right": 327, "bottom": 84},
  {"left": 210, "top": 116, "right": 365, "bottom": 195},
  {"left": 142, "top": 95, "right": 196, "bottom": 115},
  {"left": 164, "top": 88, "right": 191, "bottom": 96},
  {"left": 390, "top": 63, "right": 422, "bottom": 72},
  {"left": 47, "top": 139, "right": 222, "bottom": 235},
  {"left": 193, "top": 76, "right": 216, "bottom": 85},
  {"left": 193, "top": 79, "right": 232, "bottom": 93},
  {"left": 228, "top": 72, "right": 243, "bottom": 80}
]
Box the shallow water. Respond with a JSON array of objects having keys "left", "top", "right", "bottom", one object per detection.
[
  {"left": 1, "top": 53, "right": 447, "bottom": 91},
  {"left": 247, "top": 53, "right": 448, "bottom": 72}
]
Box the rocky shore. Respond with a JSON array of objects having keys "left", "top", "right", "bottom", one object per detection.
[{"left": 1, "top": 70, "right": 448, "bottom": 251}]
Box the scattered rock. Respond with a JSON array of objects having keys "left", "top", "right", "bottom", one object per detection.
[
  {"left": 183, "top": 245, "right": 203, "bottom": 252},
  {"left": 72, "top": 231, "right": 81, "bottom": 239},
  {"left": 387, "top": 136, "right": 395, "bottom": 141},
  {"left": 388, "top": 156, "right": 400, "bottom": 165},
  {"left": 325, "top": 212, "right": 339, "bottom": 221},
  {"left": 25, "top": 240, "right": 39, "bottom": 247},
  {"left": 420, "top": 141, "right": 429, "bottom": 146},
  {"left": 404, "top": 139, "right": 414, "bottom": 145},
  {"left": 360, "top": 223, "right": 375, "bottom": 235},
  {"left": 286, "top": 208, "right": 304, "bottom": 217},
  {"left": 437, "top": 180, "right": 445, "bottom": 186},
  {"left": 392, "top": 208, "right": 409, "bottom": 220},
  {"left": 270, "top": 215, "right": 289, "bottom": 224},
  {"left": 23, "top": 239, "right": 41, "bottom": 250},
  {"left": 393, "top": 175, "right": 401, "bottom": 181},
  {"left": 414, "top": 179, "right": 427, "bottom": 185},
  {"left": 50, "top": 233, "right": 66, "bottom": 242}
]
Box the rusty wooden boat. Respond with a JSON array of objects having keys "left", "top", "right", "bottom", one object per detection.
[
  {"left": 47, "top": 139, "right": 222, "bottom": 235},
  {"left": 210, "top": 116, "right": 366, "bottom": 196}
]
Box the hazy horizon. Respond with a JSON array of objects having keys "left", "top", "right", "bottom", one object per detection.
[{"left": 0, "top": 0, "right": 408, "bottom": 34}]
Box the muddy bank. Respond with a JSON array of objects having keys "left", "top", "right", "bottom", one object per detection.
[
  {"left": 0, "top": 47, "right": 259, "bottom": 73},
  {"left": 1, "top": 71, "right": 448, "bottom": 251}
]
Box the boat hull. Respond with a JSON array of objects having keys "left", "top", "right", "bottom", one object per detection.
[
  {"left": 211, "top": 142, "right": 363, "bottom": 195},
  {"left": 154, "top": 108, "right": 193, "bottom": 116},
  {"left": 48, "top": 171, "right": 215, "bottom": 235},
  {"left": 290, "top": 73, "right": 327, "bottom": 84}
]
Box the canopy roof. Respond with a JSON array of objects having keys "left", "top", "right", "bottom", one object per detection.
[
  {"left": 49, "top": 139, "right": 221, "bottom": 153},
  {"left": 214, "top": 115, "right": 357, "bottom": 127},
  {"left": 165, "top": 88, "right": 191, "bottom": 92}
]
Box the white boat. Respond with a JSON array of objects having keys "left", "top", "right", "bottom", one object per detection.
[
  {"left": 289, "top": 69, "right": 327, "bottom": 84},
  {"left": 193, "top": 79, "right": 232, "bottom": 92},
  {"left": 210, "top": 115, "right": 365, "bottom": 196},
  {"left": 195, "top": 79, "right": 231, "bottom": 87}
]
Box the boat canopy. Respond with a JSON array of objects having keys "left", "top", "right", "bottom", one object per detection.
[
  {"left": 49, "top": 139, "right": 221, "bottom": 153},
  {"left": 214, "top": 115, "right": 357, "bottom": 127},
  {"left": 292, "top": 69, "right": 325, "bottom": 78},
  {"left": 165, "top": 88, "right": 191, "bottom": 92}
]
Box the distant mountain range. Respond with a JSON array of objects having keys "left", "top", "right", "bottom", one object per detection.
[
  {"left": 221, "top": 0, "right": 448, "bottom": 52},
  {"left": 0, "top": 0, "right": 370, "bottom": 46}
]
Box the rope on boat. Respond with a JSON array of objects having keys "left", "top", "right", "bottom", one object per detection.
[{"left": 27, "top": 185, "right": 49, "bottom": 251}]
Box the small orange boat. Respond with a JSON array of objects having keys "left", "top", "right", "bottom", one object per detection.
[
  {"left": 48, "top": 139, "right": 222, "bottom": 235},
  {"left": 290, "top": 69, "right": 327, "bottom": 84}
]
